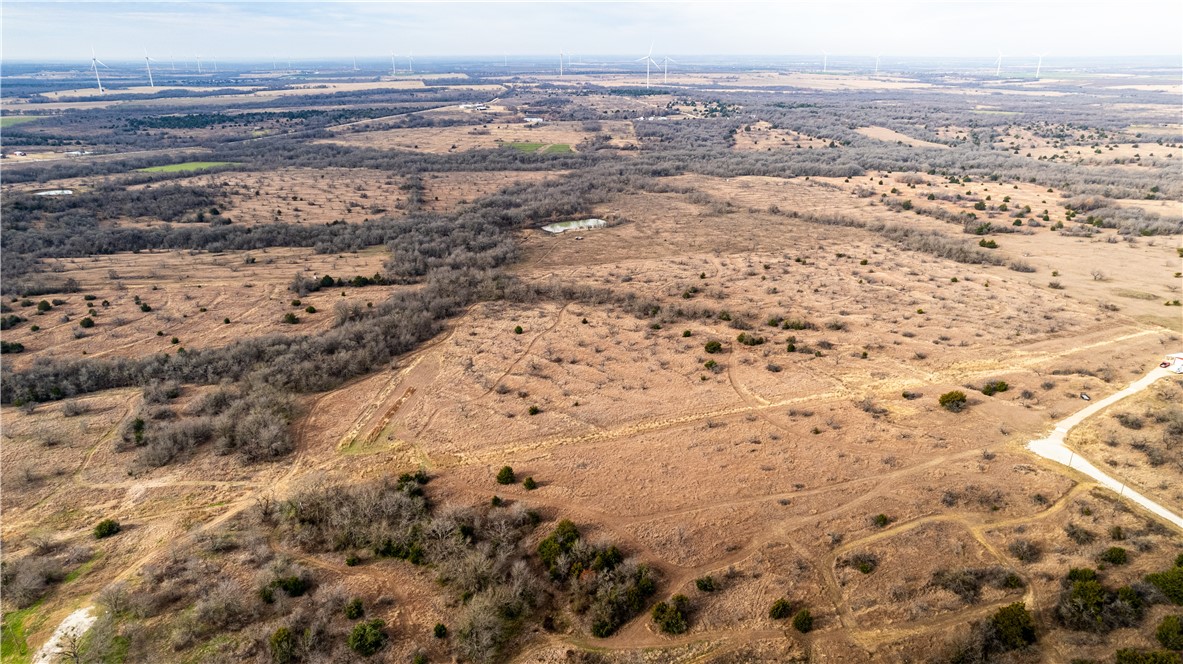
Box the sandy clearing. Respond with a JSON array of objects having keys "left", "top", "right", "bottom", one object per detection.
[
  {"left": 1027, "top": 366, "right": 1183, "bottom": 530},
  {"left": 856, "top": 126, "right": 949, "bottom": 149},
  {"left": 32, "top": 606, "right": 96, "bottom": 664}
]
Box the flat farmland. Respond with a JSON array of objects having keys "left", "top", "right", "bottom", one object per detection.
[{"left": 323, "top": 119, "right": 639, "bottom": 153}]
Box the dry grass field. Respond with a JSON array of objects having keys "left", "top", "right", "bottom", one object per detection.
[
  {"left": 2, "top": 65, "right": 1181, "bottom": 664},
  {"left": 2, "top": 247, "right": 397, "bottom": 371},
  {"left": 324, "top": 119, "right": 639, "bottom": 153}
]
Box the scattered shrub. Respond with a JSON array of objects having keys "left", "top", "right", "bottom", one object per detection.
[
  {"left": 704, "top": 340, "right": 722, "bottom": 354},
  {"left": 496, "top": 466, "right": 515, "bottom": 485},
  {"left": 652, "top": 595, "right": 690, "bottom": 634},
  {"left": 348, "top": 619, "right": 387, "bottom": 656},
  {"left": 792, "top": 609, "right": 814, "bottom": 633},
  {"left": 1157, "top": 615, "right": 1183, "bottom": 650},
  {"left": 981, "top": 380, "right": 1009, "bottom": 396},
  {"left": 94, "top": 519, "right": 122, "bottom": 539},
  {"left": 695, "top": 576, "right": 717, "bottom": 592},
  {"left": 939, "top": 390, "right": 968, "bottom": 412},
  {"left": 1100, "top": 547, "right": 1130, "bottom": 566},
  {"left": 434, "top": 623, "right": 449, "bottom": 639},
  {"left": 769, "top": 598, "right": 793, "bottom": 620},
  {"left": 344, "top": 598, "right": 364, "bottom": 619}
]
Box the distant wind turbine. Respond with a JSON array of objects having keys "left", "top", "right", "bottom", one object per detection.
[
  {"left": 144, "top": 48, "right": 156, "bottom": 88},
  {"left": 211, "top": 56, "right": 218, "bottom": 73},
  {"left": 994, "top": 51, "right": 1003, "bottom": 77},
  {"left": 636, "top": 44, "right": 659, "bottom": 88},
  {"left": 390, "top": 52, "right": 397, "bottom": 76},
  {"left": 661, "top": 56, "right": 676, "bottom": 84},
  {"left": 90, "top": 47, "right": 108, "bottom": 93},
  {"left": 407, "top": 50, "right": 414, "bottom": 74},
  {"left": 352, "top": 56, "right": 359, "bottom": 72},
  {"left": 822, "top": 51, "right": 828, "bottom": 73},
  {"left": 1034, "top": 53, "right": 1046, "bottom": 79},
  {"left": 196, "top": 54, "right": 203, "bottom": 74},
  {"left": 559, "top": 50, "right": 564, "bottom": 77},
  {"left": 875, "top": 54, "right": 881, "bottom": 75}
]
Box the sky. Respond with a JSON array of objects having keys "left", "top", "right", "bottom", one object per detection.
[{"left": 3, "top": 1, "right": 1182, "bottom": 62}]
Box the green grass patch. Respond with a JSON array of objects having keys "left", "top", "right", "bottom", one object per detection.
[
  {"left": 1115, "top": 289, "right": 1159, "bottom": 301},
  {"left": 2, "top": 603, "right": 48, "bottom": 664},
  {"left": 136, "top": 161, "right": 236, "bottom": 173},
  {"left": 0, "top": 116, "right": 41, "bottom": 128},
  {"left": 63, "top": 551, "right": 103, "bottom": 584},
  {"left": 543, "top": 143, "right": 572, "bottom": 153},
  {"left": 504, "top": 142, "right": 546, "bottom": 153}
]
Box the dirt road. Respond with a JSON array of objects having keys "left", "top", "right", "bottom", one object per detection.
[{"left": 1027, "top": 366, "right": 1182, "bottom": 530}]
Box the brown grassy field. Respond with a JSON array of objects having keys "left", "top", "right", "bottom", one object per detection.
[
  {"left": 323, "top": 119, "right": 639, "bottom": 153},
  {"left": 2, "top": 247, "right": 398, "bottom": 371},
  {"left": 2, "top": 68, "right": 1182, "bottom": 664}
]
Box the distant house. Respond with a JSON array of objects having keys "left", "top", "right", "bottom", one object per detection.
[{"left": 523, "top": 117, "right": 544, "bottom": 124}]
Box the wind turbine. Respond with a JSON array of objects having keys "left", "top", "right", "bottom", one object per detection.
[
  {"left": 1034, "top": 53, "right": 1046, "bottom": 79},
  {"left": 390, "top": 52, "right": 397, "bottom": 76},
  {"left": 144, "top": 48, "right": 156, "bottom": 88},
  {"left": 822, "top": 51, "right": 829, "bottom": 73},
  {"left": 559, "top": 50, "right": 564, "bottom": 77},
  {"left": 407, "top": 50, "right": 414, "bottom": 74},
  {"left": 211, "top": 56, "right": 218, "bottom": 73},
  {"left": 352, "top": 56, "right": 359, "bottom": 72},
  {"left": 874, "top": 54, "right": 881, "bottom": 75},
  {"left": 661, "top": 56, "right": 676, "bottom": 84},
  {"left": 635, "top": 44, "right": 659, "bottom": 88},
  {"left": 994, "top": 51, "right": 1003, "bottom": 77},
  {"left": 196, "top": 54, "right": 203, "bottom": 74},
  {"left": 90, "top": 47, "right": 108, "bottom": 93}
]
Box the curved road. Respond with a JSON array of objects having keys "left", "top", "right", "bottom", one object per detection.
[{"left": 1027, "top": 366, "right": 1182, "bottom": 531}]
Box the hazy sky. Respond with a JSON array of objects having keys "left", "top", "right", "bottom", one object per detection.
[{"left": 3, "top": 1, "right": 1182, "bottom": 62}]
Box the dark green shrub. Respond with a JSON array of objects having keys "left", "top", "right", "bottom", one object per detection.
[
  {"left": 990, "top": 602, "right": 1037, "bottom": 650},
  {"left": 537, "top": 519, "right": 580, "bottom": 578},
  {"left": 653, "top": 595, "right": 690, "bottom": 634},
  {"left": 1114, "top": 650, "right": 1182, "bottom": 664},
  {"left": 283, "top": 312, "right": 299, "bottom": 324},
  {"left": 434, "top": 623, "right": 448, "bottom": 639},
  {"left": 345, "top": 554, "right": 360, "bottom": 566},
  {"left": 513, "top": 325, "right": 523, "bottom": 334},
  {"left": 348, "top": 619, "right": 387, "bottom": 656},
  {"left": 490, "top": 495, "right": 503, "bottom": 507},
  {"left": 1100, "top": 547, "right": 1129, "bottom": 566},
  {"left": 344, "top": 598, "right": 364, "bottom": 619},
  {"left": 792, "top": 609, "right": 814, "bottom": 633},
  {"left": 981, "top": 380, "right": 1009, "bottom": 396},
  {"left": 695, "top": 576, "right": 717, "bottom": 592},
  {"left": 305, "top": 306, "right": 317, "bottom": 314},
  {"left": 1157, "top": 615, "right": 1183, "bottom": 650},
  {"left": 523, "top": 477, "right": 537, "bottom": 490},
  {"left": 769, "top": 598, "right": 793, "bottom": 620},
  {"left": 273, "top": 575, "right": 309, "bottom": 597},
  {"left": 704, "top": 340, "right": 722, "bottom": 353},
  {"left": 939, "top": 390, "right": 968, "bottom": 412},
  {"left": 140, "top": 303, "right": 152, "bottom": 312},
  {"left": 93, "top": 519, "right": 121, "bottom": 539},
  {"left": 871, "top": 513, "right": 892, "bottom": 528},
  {"left": 682, "top": 330, "right": 692, "bottom": 337},
  {"left": 1147, "top": 565, "right": 1183, "bottom": 604},
  {"left": 527, "top": 405, "right": 540, "bottom": 415},
  {"left": 37, "top": 300, "right": 51, "bottom": 312},
  {"left": 79, "top": 317, "right": 95, "bottom": 328},
  {"left": 496, "top": 466, "right": 515, "bottom": 485},
  {"left": 270, "top": 626, "right": 297, "bottom": 664}
]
